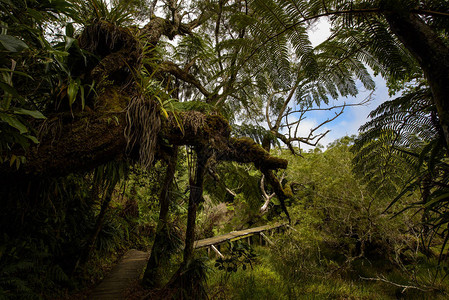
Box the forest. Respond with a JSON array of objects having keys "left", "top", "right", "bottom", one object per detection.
[{"left": 1, "top": 0, "right": 449, "bottom": 299}]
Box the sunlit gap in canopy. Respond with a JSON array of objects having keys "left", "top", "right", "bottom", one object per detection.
[{"left": 284, "top": 18, "right": 394, "bottom": 152}]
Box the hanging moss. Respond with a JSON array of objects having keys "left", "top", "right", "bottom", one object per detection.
[
  {"left": 125, "top": 92, "right": 161, "bottom": 170},
  {"left": 76, "top": 20, "right": 142, "bottom": 85}
]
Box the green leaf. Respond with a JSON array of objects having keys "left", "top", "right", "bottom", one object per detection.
[
  {"left": 0, "top": 113, "right": 28, "bottom": 134},
  {"left": 68, "top": 79, "right": 80, "bottom": 106},
  {"left": 0, "top": 81, "right": 21, "bottom": 99},
  {"left": 65, "top": 22, "right": 74, "bottom": 38},
  {"left": 160, "top": 106, "right": 168, "bottom": 119},
  {"left": 26, "top": 8, "right": 45, "bottom": 22},
  {"left": 49, "top": 49, "right": 69, "bottom": 57},
  {"left": 9, "top": 154, "right": 16, "bottom": 167},
  {"left": 80, "top": 85, "right": 85, "bottom": 110},
  {"left": 0, "top": 68, "right": 33, "bottom": 79},
  {"left": 0, "top": 35, "right": 28, "bottom": 52},
  {"left": 65, "top": 36, "right": 76, "bottom": 51},
  {"left": 422, "top": 192, "right": 449, "bottom": 209},
  {"left": 15, "top": 156, "right": 20, "bottom": 169},
  {"left": 13, "top": 108, "right": 46, "bottom": 119},
  {"left": 25, "top": 135, "right": 39, "bottom": 144}
]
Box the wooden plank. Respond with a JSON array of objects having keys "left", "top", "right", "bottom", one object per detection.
[
  {"left": 90, "top": 249, "right": 149, "bottom": 300},
  {"left": 259, "top": 232, "right": 274, "bottom": 246},
  {"left": 194, "top": 224, "right": 284, "bottom": 249},
  {"left": 211, "top": 245, "right": 224, "bottom": 258}
]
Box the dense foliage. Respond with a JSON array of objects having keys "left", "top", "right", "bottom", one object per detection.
[
  {"left": 1, "top": 0, "right": 449, "bottom": 299},
  {"left": 206, "top": 140, "right": 449, "bottom": 299}
]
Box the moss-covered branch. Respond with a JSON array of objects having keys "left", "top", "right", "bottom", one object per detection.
[{"left": 1, "top": 16, "right": 292, "bottom": 221}]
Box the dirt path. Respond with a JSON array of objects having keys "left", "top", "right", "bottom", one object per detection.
[{"left": 89, "top": 249, "right": 149, "bottom": 300}]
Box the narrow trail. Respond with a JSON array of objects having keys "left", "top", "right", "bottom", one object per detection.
[
  {"left": 89, "top": 249, "right": 149, "bottom": 300},
  {"left": 89, "top": 224, "right": 284, "bottom": 299}
]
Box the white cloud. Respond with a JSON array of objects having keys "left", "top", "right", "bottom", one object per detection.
[
  {"left": 308, "top": 18, "right": 331, "bottom": 47},
  {"left": 279, "top": 74, "right": 395, "bottom": 152}
]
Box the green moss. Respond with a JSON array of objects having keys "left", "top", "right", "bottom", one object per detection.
[
  {"left": 96, "top": 87, "right": 130, "bottom": 113},
  {"left": 283, "top": 181, "right": 293, "bottom": 198},
  {"left": 229, "top": 137, "right": 288, "bottom": 170},
  {"left": 205, "top": 114, "right": 231, "bottom": 137},
  {"left": 231, "top": 137, "right": 269, "bottom": 159}
]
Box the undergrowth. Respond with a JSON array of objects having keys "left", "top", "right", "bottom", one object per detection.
[
  {"left": 0, "top": 165, "right": 163, "bottom": 299},
  {"left": 206, "top": 238, "right": 449, "bottom": 300}
]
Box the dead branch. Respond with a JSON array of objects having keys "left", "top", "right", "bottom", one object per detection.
[
  {"left": 359, "top": 275, "right": 432, "bottom": 293},
  {"left": 207, "top": 167, "right": 240, "bottom": 198},
  {"left": 259, "top": 172, "right": 286, "bottom": 214},
  {"left": 259, "top": 174, "right": 275, "bottom": 214}
]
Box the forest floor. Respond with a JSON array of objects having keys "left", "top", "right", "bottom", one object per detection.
[{"left": 88, "top": 249, "right": 149, "bottom": 300}]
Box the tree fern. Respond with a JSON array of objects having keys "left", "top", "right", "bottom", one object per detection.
[
  {"left": 353, "top": 80, "right": 449, "bottom": 255},
  {"left": 353, "top": 84, "right": 437, "bottom": 187}
]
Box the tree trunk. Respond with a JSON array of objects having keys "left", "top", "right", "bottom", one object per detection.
[
  {"left": 182, "top": 149, "right": 210, "bottom": 265},
  {"left": 74, "top": 182, "right": 116, "bottom": 271},
  {"left": 142, "top": 146, "right": 179, "bottom": 287},
  {"left": 384, "top": 11, "right": 449, "bottom": 149},
  {"left": 164, "top": 148, "right": 211, "bottom": 296},
  {"left": 261, "top": 135, "right": 272, "bottom": 152}
]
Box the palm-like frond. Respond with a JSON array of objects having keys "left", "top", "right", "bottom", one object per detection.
[
  {"left": 72, "top": 0, "right": 136, "bottom": 26},
  {"left": 265, "top": 0, "right": 420, "bottom": 81},
  {"left": 352, "top": 84, "right": 440, "bottom": 194},
  {"left": 352, "top": 82, "right": 449, "bottom": 254},
  {"left": 250, "top": 0, "right": 316, "bottom": 87}
]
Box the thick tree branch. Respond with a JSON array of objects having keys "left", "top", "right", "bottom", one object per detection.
[
  {"left": 2, "top": 108, "right": 287, "bottom": 179},
  {"left": 157, "top": 61, "right": 213, "bottom": 99}
]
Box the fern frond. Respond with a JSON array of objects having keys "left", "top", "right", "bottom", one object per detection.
[{"left": 352, "top": 83, "right": 443, "bottom": 196}]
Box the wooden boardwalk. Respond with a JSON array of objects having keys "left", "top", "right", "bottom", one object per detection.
[
  {"left": 90, "top": 249, "right": 149, "bottom": 300},
  {"left": 194, "top": 223, "right": 284, "bottom": 249},
  {"left": 90, "top": 224, "right": 284, "bottom": 299}
]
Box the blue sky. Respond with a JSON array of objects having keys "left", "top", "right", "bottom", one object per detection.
[
  {"left": 295, "top": 19, "right": 394, "bottom": 150},
  {"left": 297, "top": 76, "right": 392, "bottom": 150}
]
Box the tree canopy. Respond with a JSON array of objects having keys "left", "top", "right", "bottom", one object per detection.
[{"left": 1, "top": 0, "right": 449, "bottom": 298}]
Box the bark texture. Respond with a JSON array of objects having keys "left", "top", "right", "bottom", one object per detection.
[
  {"left": 0, "top": 89, "right": 129, "bottom": 179},
  {"left": 142, "top": 146, "right": 179, "bottom": 287},
  {"left": 182, "top": 148, "right": 211, "bottom": 264}
]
